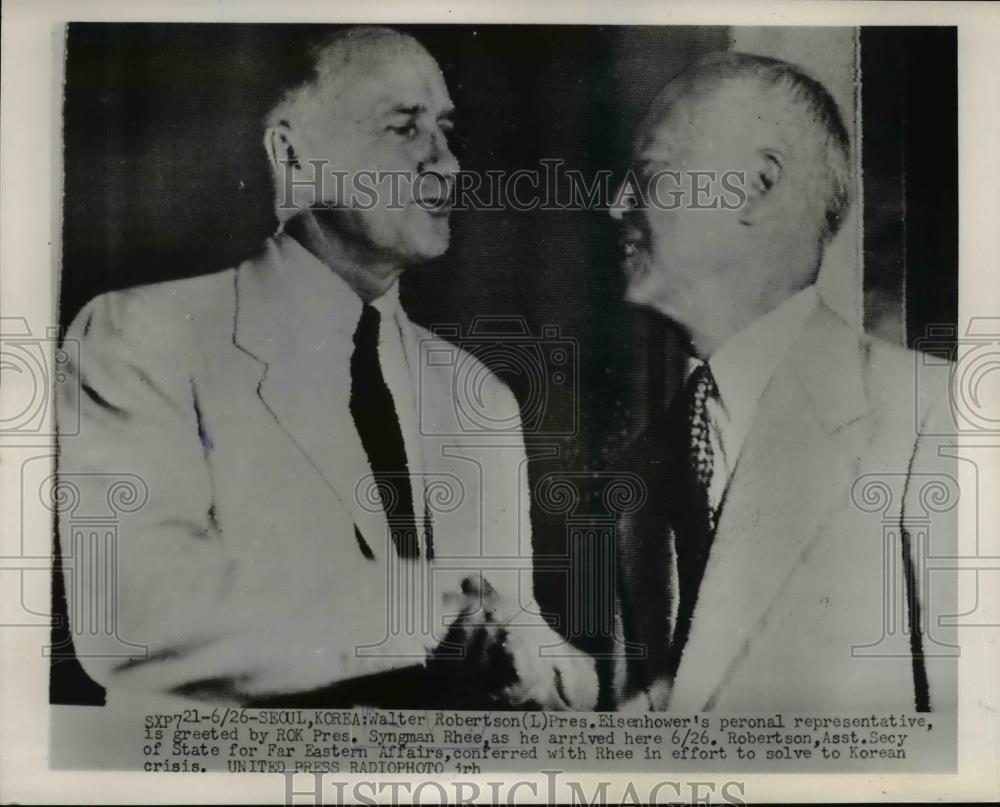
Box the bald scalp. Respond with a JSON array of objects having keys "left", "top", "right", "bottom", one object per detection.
[{"left": 643, "top": 51, "right": 852, "bottom": 245}]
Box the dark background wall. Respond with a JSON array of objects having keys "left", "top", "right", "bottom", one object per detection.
[
  {"left": 861, "top": 27, "right": 958, "bottom": 347},
  {"left": 54, "top": 24, "right": 957, "bottom": 704}
]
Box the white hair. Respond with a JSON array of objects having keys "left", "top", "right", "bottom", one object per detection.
[
  {"left": 263, "top": 26, "right": 429, "bottom": 222},
  {"left": 669, "top": 51, "right": 853, "bottom": 245}
]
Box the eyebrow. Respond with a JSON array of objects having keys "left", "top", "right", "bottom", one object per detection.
[
  {"left": 387, "top": 104, "right": 425, "bottom": 116},
  {"left": 381, "top": 104, "right": 455, "bottom": 119}
]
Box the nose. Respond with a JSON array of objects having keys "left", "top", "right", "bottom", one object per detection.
[{"left": 418, "top": 130, "right": 460, "bottom": 177}]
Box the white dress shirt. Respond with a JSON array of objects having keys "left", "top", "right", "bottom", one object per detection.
[
  {"left": 684, "top": 285, "right": 819, "bottom": 513},
  {"left": 283, "top": 235, "right": 427, "bottom": 542}
]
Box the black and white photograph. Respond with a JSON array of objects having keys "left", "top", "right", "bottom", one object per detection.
[{"left": 1, "top": 1, "right": 998, "bottom": 803}]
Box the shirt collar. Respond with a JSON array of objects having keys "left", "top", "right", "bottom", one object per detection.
[
  {"left": 277, "top": 232, "right": 403, "bottom": 331},
  {"left": 370, "top": 277, "right": 403, "bottom": 322},
  {"left": 686, "top": 284, "right": 819, "bottom": 457}
]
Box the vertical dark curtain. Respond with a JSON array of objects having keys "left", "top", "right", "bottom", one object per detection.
[{"left": 862, "top": 27, "right": 958, "bottom": 348}]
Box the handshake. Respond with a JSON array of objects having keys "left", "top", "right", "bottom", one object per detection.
[{"left": 426, "top": 576, "right": 598, "bottom": 711}]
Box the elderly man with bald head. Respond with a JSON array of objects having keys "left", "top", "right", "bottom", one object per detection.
[
  {"left": 58, "top": 27, "right": 597, "bottom": 709},
  {"left": 607, "top": 52, "right": 956, "bottom": 712}
]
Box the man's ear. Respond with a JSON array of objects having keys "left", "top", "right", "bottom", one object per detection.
[
  {"left": 264, "top": 121, "right": 300, "bottom": 172},
  {"left": 738, "top": 148, "right": 784, "bottom": 227}
]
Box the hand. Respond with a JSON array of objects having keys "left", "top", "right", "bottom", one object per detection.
[{"left": 427, "top": 576, "right": 598, "bottom": 710}]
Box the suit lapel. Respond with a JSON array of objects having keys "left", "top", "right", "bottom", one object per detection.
[
  {"left": 667, "top": 303, "right": 874, "bottom": 711},
  {"left": 233, "top": 236, "right": 390, "bottom": 554}
]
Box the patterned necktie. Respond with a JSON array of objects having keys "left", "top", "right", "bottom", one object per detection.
[
  {"left": 670, "top": 361, "right": 720, "bottom": 665},
  {"left": 349, "top": 304, "right": 420, "bottom": 558},
  {"left": 686, "top": 361, "right": 719, "bottom": 534}
]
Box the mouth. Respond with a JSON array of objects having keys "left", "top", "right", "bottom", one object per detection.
[
  {"left": 413, "top": 175, "right": 455, "bottom": 218},
  {"left": 620, "top": 226, "right": 647, "bottom": 259},
  {"left": 413, "top": 196, "right": 453, "bottom": 220},
  {"left": 420, "top": 198, "right": 453, "bottom": 218}
]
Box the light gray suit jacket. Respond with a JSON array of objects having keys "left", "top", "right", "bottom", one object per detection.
[
  {"left": 612, "top": 301, "right": 958, "bottom": 712},
  {"left": 58, "top": 234, "right": 548, "bottom": 701}
]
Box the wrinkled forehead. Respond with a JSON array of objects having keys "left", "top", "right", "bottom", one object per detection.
[{"left": 313, "top": 41, "right": 451, "bottom": 121}]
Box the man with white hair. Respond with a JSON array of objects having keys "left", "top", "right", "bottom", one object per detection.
[
  {"left": 606, "top": 52, "right": 956, "bottom": 712},
  {"left": 58, "top": 26, "right": 596, "bottom": 708}
]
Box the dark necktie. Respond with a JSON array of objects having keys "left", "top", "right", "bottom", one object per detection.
[
  {"left": 670, "top": 361, "right": 720, "bottom": 662},
  {"left": 349, "top": 303, "right": 420, "bottom": 558}
]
